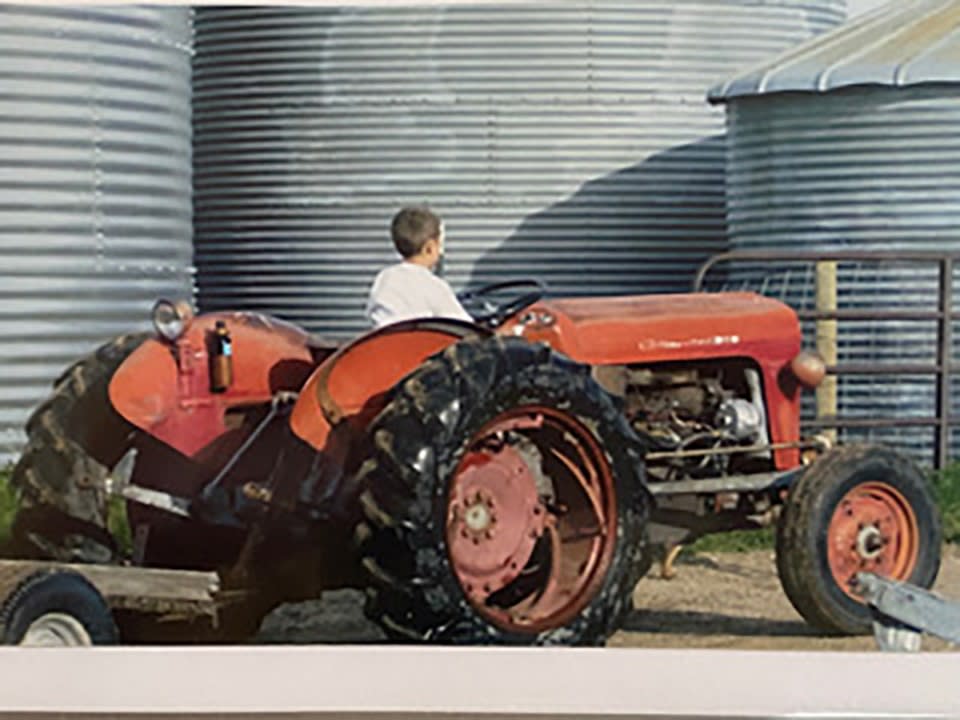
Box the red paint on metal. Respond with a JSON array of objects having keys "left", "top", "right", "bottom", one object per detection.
[
  {"left": 826, "top": 482, "right": 920, "bottom": 600},
  {"left": 447, "top": 444, "right": 544, "bottom": 603},
  {"left": 499, "top": 292, "right": 803, "bottom": 468},
  {"left": 446, "top": 406, "right": 619, "bottom": 634},
  {"left": 290, "top": 323, "right": 471, "bottom": 450},
  {"left": 109, "top": 312, "right": 315, "bottom": 458}
]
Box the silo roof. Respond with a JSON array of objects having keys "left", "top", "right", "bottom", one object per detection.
[{"left": 709, "top": 0, "right": 960, "bottom": 103}]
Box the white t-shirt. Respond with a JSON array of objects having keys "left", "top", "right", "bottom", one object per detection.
[{"left": 366, "top": 262, "right": 473, "bottom": 328}]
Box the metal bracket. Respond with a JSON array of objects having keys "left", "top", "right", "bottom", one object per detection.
[
  {"left": 121, "top": 484, "right": 192, "bottom": 518},
  {"left": 647, "top": 468, "right": 798, "bottom": 497},
  {"left": 104, "top": 448, "right": 192, "bottom": 518},
  {"left": 197, "top": 390, "right": 298, "bottom": 509},
  {"left": 854, "top": 572, "right": 960, "bottom": 652}
]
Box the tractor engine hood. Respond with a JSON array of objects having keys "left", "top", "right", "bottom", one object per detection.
[{"left": 500, "top": 292, "right": 802, "bottom": 369}]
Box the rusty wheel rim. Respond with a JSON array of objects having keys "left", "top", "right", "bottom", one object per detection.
[
  {"left": 445, "top": 406, "right": 618, "bottom": 634},
  {"left": 826, "top": 481, "right": 919, "bottom": 600}
]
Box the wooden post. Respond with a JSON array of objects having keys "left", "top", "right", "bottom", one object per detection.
[{"left": 816, "top": 261, "right": 838, "bottom": 443}]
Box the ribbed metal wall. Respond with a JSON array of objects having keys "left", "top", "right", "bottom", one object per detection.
[
  {"left": 722, "top": 86, "right": 960, "bottom": 464},
  {"left": 0, "top": 6, "right": 194, "bottom": 462},
  {"left": 193, "top": 1, "right": 845, "bottom": 339}
]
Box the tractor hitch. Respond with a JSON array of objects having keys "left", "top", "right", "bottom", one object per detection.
[{"left": 854, "top": 572, "right": 960, "bottom": 652}]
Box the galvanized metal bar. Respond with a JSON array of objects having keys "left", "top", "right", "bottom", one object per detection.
[
  {"left": 645, "top": 439, "right": 821, "bottom": 462},
  {"left": 693, "top": 250, "right": 960, "bottom": 292},
  {"left": 827, "top": 363, "right": 942, "bottom": 375},
  {"left": 798, "top": 310, "right": 944, "bottom": 321},
  {"left": 804, "top": 417, "right": 947, "bottom": 429},
  {"left": 936, "top": 257, "right": 953, "bottom": 470},
  {"left": 646, "top": 469, "right": 798, "bottom": 496}
]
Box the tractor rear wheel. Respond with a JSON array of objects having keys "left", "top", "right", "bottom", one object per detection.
[
  {"left": 354, "top": 336, "right": 649, "bottom": 645},
  {"left": 775, "top": 444, "right": 942, "bottom": 635},
  {"left": 8, "top": 333, "right": 149, "bottom": 564}
]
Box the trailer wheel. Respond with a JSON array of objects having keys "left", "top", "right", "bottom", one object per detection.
[
  {"left": 775, "top": 444, "right": 942, "bottom": 635},
  {"left": 8, "top": 333, "right": 149, "bottom": 564},
  {"left": 1, "top": 570, "right": 118, "bottom": 646},
  {"left": 354, "top": 335, "right": 649, "bottom": 646}
]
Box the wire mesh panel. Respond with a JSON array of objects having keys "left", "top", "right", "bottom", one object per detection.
[{"left": 723, "top": 85, "right": 960, "bottom": 465}]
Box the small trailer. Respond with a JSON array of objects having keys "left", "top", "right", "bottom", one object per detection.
[
  {"left": 855, "top": 572, "right": 960, "bottom": 652},
  {"left": 0, "top": 559, "right": 222, "bottom": 645}
]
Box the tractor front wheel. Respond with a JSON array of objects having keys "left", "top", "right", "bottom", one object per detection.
[
  {"left": 354, "top": 336, "right": 649, "bottom": 645},
  {"left": 775, "top": 444, "right": 942, "bottom": 635},
  {"left": 8, "top": 333, "right": 148, "bottom": 564}
]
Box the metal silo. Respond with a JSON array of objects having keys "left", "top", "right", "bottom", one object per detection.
[
  {"left": 193, "top": 1, "right": 845, "bottom": 339},
  {"left": 709, "top": 0, "right": 960, "bottom": 465},
  {"left": 0, "top": 6, "right": 194, "bottom": 462}
]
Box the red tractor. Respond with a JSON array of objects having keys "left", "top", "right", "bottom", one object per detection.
[{"left": 6, "top": 280, "right": 943, "bottom": 645}]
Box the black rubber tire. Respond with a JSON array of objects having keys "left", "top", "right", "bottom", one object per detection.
[
  {"left": 775, "top": 444, "right": 942, "bottom": 636},
  {"left": 1, "top": 570, "right": 119, "bottom": 645},
  {"left": 8, "top": 333, "right": 149, "bottom": 564},
  {"left": 353, "top": 335, "right": 649, "bottom": 646}
]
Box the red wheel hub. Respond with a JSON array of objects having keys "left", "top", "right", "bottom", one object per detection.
[
  {"left": 444, "top": 407, "right": 618, "bottom": 634},
  {"left": 447, "top": 444, "right": 545, "bottom": 603},
  {"left": 827, "top": 481, "right": 919, "bottom": 599}
]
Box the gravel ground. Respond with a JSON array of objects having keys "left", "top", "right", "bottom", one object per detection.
[{"left": 255, "top": 545, "right": 960, "bottom": 651}]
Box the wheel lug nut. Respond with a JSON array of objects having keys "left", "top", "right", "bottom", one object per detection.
[{"left": 485, "top": 530, "right": 494, "bottom": 539}]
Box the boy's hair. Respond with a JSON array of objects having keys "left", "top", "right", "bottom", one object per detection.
[{"left": 391, "top": 206, "right": 442, "bottom": 258}]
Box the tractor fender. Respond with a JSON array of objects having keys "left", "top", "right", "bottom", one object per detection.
[
  {"left": 290, "top": 319, "right": 488, "bottom": 451},
  {"left": 108, "top": 312, "right": 318, "bottom": 458}
]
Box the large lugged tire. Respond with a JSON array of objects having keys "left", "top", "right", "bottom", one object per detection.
[
  {"left": 8, "top": 333, "right": 149, "bottom": 564},
  {"left": 354, "top": 335, "right": 649, "bottom": 646},
  {"left": 775, "top": 444, "right": 942, "bottom": 635}
]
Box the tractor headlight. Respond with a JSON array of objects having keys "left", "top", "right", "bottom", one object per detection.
[{"left": 151, "top": 299, "right": 193, "bottom": 342}]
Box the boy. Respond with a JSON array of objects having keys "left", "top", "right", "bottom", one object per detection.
[{"left": 365, "top": 206, "right": 473, "bottom": 328}]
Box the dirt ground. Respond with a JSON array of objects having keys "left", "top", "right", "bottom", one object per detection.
[{"left": 255, "top": 545, "right": 960, "bottom": 651}]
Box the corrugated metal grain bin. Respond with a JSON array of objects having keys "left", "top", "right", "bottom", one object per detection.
[
  {"left": 709, "top": 0, "right": 960, "bottom": 465},
  {"left": 193, "top": 1, "right": 845, "bottom": 339},
  {"left": 0, "top": 6, "right": 194, "bottom": 462}
]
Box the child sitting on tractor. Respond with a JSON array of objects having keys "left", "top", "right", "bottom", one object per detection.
[{"left": 365, "top": 206, "right": 473, "bottom": 328}]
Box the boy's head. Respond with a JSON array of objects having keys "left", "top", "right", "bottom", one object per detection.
[{"left": 391, "top": 206, "right": 444, "bottom": 269}]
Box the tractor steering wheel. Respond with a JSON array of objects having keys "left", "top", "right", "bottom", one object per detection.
[{"left": 457, "top": 279, "right": 547, "bottom": 328}]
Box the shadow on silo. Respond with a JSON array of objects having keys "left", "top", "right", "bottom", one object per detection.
[{"left": 466, "top": 136, "right": 728, "bottom": 298}]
